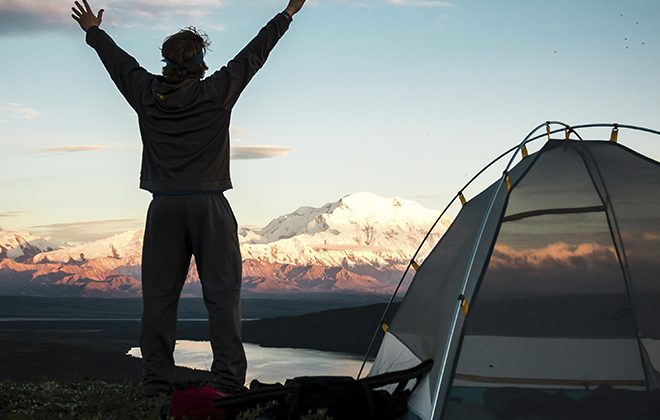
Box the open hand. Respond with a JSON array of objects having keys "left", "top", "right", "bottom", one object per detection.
[
  {"left": 285, "top": 0, "right": 307, "bottom": 17},
  {"left": 71, "top": 0, "right": 104, "bottom": 32}
]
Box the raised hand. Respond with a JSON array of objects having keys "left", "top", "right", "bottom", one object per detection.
[
  {"left": 71, "top": 0, "right": 104, "bottom": 32},
  {"left": 285, "top": 0, "right": 307, "bottom": 17}
]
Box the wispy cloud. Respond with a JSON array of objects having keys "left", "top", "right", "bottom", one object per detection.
[
  {"left": 38, "top": 145, "right": 109, "bottom": 153},
  {"left": 0, "top": 1, "right": 67, "bottom": 35},
  {"left": 643, "top": 232, "right": 660, "bottom": 242},
  {"left": 108, "top": 0, "right": 227, "bottom": 29},
  {"left": 309, "top": 0, "right": 452, "bottom": 8},
  {"left": 491, "top": 242, "right": 616, "bottom": 270},
  {"left": 0, "top": 211, "right": 25, "bottom": 218},
  {"left": 0, "top": 103, "right": 40, "bottom": 122},
  {"left": 0, "top": 0, "right": 451, "bottom": 35},
  {"left": 483, "top": 240, "right": 658, "bottom": 297},
  {"left": 29, "top": 218, "right": 144, "bottom": 243},
  {"left": 230, "top": 126, "right": 295, "bottom": 160},
  {"left": 0, "top": 0, "right": 228, "bottom": 35},
  {"left": 346, "top": 2, "right": 372, "bottom": 8},
  {"left": 231, "top": 145, "right": 295, "bottom": 160},
  {"left": 388, "top": 0, "right": 453, "bottom": 7},
  {"left": 230, "top": 125, "right": 258, "bottom": 139}
]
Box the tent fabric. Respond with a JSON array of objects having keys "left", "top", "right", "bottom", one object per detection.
[{"left": 369, "top": 137, "right": 660, "bottom": 420}]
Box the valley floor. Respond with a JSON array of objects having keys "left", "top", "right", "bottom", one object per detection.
[
  {"left": 0, "top": 303, "right": 391, "bottom": 384},
  {"left": 0, "top": 302, "right": 393, "bottom": 419}
]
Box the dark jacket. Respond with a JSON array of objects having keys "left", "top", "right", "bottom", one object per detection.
[{"left": 86, "top": 13, "right": 291, "bottom": 193}]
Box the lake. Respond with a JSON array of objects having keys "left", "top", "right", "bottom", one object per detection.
[{"left": 127, "top": 340, "right": 373, "bottom": 384}]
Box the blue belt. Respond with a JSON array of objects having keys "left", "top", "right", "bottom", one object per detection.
[{"left": 152, "top": 190, "right": 225, "bottom": 197}]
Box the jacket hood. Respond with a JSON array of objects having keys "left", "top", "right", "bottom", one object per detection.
[{"left": 152, "top": 77, "right": 201, "bottom": 109}]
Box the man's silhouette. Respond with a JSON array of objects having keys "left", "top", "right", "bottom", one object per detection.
[{"left": 72, "top": 0, "right": 307, "bottom": 397}]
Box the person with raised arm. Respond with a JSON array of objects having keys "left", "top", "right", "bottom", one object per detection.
[{"left": 72, "top": 0, "right": 307, "bottom": 398}]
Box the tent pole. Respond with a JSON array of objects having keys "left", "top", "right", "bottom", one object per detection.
[
  {"left": 376, "top": 122, "right": 657, "bottom": 418},
  {"left": 358, "top": 130, "right": 547, "bottom": 379},
  {"left": 427, "top": 121, "right": 557, "bottom": 420},
  {"left": 357, "top": 193, "right": 461, "bottom": 379},
  {"left": 428, "top": 173, "right": 509, "bottom": 420},
  {"left": 429, "top": 301, "right": 463, "bottom": 420}
]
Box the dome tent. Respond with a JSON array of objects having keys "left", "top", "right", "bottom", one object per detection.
[{"left": 366, "top": 122, "right": 660, "bottom": 420}]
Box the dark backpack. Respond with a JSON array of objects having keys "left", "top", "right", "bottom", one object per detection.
[{"left": 213, "top": 359, "right": 432, "bottom": 420}]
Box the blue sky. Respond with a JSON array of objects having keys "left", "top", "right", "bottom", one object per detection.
[{"left": 1, "top": 0, "right": 659, "bottom": 241}]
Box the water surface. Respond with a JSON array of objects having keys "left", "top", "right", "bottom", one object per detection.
[{"left": 127, "top": 340, "right": 372, "bottom": 384}]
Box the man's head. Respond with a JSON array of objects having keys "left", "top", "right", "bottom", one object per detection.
[{"left": 161, "top": 27, "right": 211, "bottom": 83}]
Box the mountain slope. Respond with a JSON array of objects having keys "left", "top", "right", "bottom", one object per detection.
[
  {"left": 0, "top": 230, "right": 63, "bottom": 263},
  {"left": 0, "top": 193, "right": 450, "bottom": 297},
  {"left": 239, "top": 192, "right": 446, "bottom": 269}
]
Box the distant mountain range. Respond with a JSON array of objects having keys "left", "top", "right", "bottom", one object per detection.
[{"left": 0, "top": 192, "right": 450, "bottom": 298}]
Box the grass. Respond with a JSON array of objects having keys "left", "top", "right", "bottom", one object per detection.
[
  {"left": 0, "top": 380, "right": 332, "bottom": 420},
  {"left": 0, "top": 380, "right": 166, "bottom": 420}
]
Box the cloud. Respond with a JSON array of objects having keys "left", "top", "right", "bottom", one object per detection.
[
  {"left": 479, "top": 241, "right": 624, "bottom": 297},
  {"left": 0, "top": 0, "right": 452, "bottom": 35},
  {"left": 0, "top": 103, "right": 40, "bottom": 122},
  {"left": 231, "top": 145, "right": 295, "bottom": 160},
  {"left": 229, "top": 126, "right": 294, "bottom": 160},
  {"left": 109, "top": 0, "right": 226, "bottom": 26},
  {"left": 643, "top": 232, "right": 660, "bottom": 241},
  {"left": 477, "top": 240, "right": 659, "bottom": 301},
  {"left": 490, "top": 242, "right": 616, "bottom": 270},
  {"left": 29, "top": 218, "right": 144, "bottom": 243},
  {"left": 388, "top": 0, "right": 453, "bottom": 7},
  {"left": 230, "top": 125, "right": 258, "bottom": 139},
  {"left": 38, "top": 145, "right": 109, "bottom": 153},
  {"left": 0, "top": 1, "right": 68, "bottom": 35},
  {"left": 0, "top": 211, "right": 25, "bottom": 218},
  {"left": 0, "top": 0, "right": 228, "bottom": 35}
]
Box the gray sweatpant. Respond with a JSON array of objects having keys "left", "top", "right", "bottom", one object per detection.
[{"left": 140, "top": 192, "right": 246, "bottom": 393}]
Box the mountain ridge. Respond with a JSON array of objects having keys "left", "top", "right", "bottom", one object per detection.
[{"left": 0, "top": 192, "right": 449, "bottom": 297}]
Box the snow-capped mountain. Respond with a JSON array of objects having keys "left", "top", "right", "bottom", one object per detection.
[
  {"left": 0, "top": 230, "right": 63, "bottom": 262},
  {"left": 239, "top": 192, "right": 446, "bottom": 268},
  {"left": 0, "top": 193, "right": 450, "bottom": 297},
  {"left": 32, "top": 229, "right": 143, "bottom": 265}
]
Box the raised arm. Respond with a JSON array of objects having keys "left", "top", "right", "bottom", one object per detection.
[
  {"left": 206, "top": 0, "right": 307, "bottom": 110},
  {"left": 72, "top": 0, "right": 151, "bottom": 112},
  {"left": 71, "top": 0, "right": 103, "bottom": 32},
  {"left": 284, "top": 0, "right": 307, "bottom": 19}
]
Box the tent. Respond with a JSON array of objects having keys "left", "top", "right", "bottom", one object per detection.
[{"left": 366, "top": 122, "right": 660, "bottom": 419}]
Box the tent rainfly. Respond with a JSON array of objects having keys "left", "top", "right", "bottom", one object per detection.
[{"left": 366, "top": 122, "right": 660, "bottom": 420}]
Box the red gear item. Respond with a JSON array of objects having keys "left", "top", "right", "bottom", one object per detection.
[{"left": 168, "top": 385, "right": 231, "bottom": 420}]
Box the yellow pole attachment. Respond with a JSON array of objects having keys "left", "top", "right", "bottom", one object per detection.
[
  {"left": 381, "top": 323, "right": 389, "bottom": 333},
  {"left": 610, "top": 126, "right": 619, "bottom": 143},
  {"left": 546, "top": 124, "right": 551, "bottom": 140},
  {"left": 411, "top": 260, "right": 421, "bottom": 271},
  {"left": 521, "top": 145, "right": 529, "bottom": 159},
  {"left": 459, "top": 295, "right": 469, "bottom": 316},
  {"left": 505, "top": 174, "right": 511, "bottom": 192},
  {"left": 459, "top": 192, "right": 467, "bottom": 206},
  {"left": 565, "top": 128, "right": 571, "bottom": 140}
]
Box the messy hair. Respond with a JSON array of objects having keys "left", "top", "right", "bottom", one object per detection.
[{"left": 161, "top": 27, "right": 211, "bottom": 83}]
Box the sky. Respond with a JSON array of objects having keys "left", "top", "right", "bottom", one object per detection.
[{"left": 1, "top": 0, "right": 659, "bottom": 242}]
